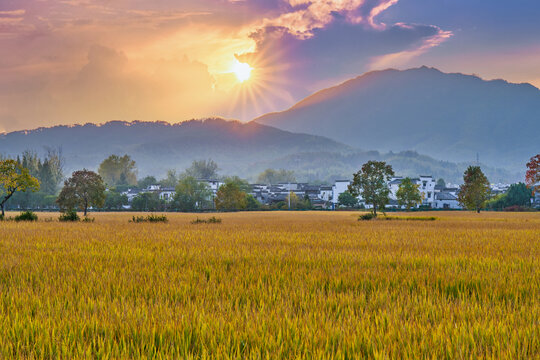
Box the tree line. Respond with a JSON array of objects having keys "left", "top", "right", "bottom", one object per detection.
[{"left": 1, "top": 152, "right": 538, "bottom": 218}]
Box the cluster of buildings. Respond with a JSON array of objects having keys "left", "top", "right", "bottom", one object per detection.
[{"left": 121, "top": 175, "right": 472, "bottom": 210}]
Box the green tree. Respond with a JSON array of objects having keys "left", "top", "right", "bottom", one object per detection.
[
  {"left": 160, "top": 170, "right": 178, "bottom": 188},
  {"left": 131, "top": 192, "right": 164, "bottom": 212},
  {"left": 348, "top": 161, "right": 394, "bottom": 217},
  {"left": 183, "top": 159, "right": 219, "bottom": 179},
  {"left": 57, "top": 170, "right": 106, "bottom": 216},
  {"left": 504, "top": 183, "right": 532, "bottom": 207},
  {"left": 215, "top": 180, "right": 247, "bottom": 211},
  {"left": 245, "top": 194, "right": 260, "bottom": 210},
  {"left": 257, "top": 169, "right": 296, "bottom": 184},
  {"left": 174, "top": 176, "right": 212, "bottom": 211},
  {"left": 103, "top": 190, "right": 129, "bottom": 210},
  {"left": 223, "top": 176, "right": 250, "bottom": 192},
  {"left": 138, "top": 176, "right": 157, "bottom": 189},
  {"left": 338, "top": 191, "right": 358, "bottom": 208},
  {"left": 458, "top": 166, "right": 490, "bottom": 213},
  {"left": 98, "top": 154, "right": 137, "bottom": 186},
  {"left": 396, "top": 177, "right": 423, "bottom": 210},
  {"left": 436, "top": 178, "right": 446, "bottom": 189},
  {"left": 0, "top": 160, "right": 40, "bottom": 217}
]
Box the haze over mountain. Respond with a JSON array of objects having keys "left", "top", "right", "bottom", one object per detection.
[
  {"left": 255, "top": 67, "right": 540, "bottom": 172},
  {"left": 0, "top": 118, "right": 517, "bottom": 183}
]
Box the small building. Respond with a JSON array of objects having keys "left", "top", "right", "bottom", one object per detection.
[{"left": 434, "top": 192, "right": 461, "bottom": 209}]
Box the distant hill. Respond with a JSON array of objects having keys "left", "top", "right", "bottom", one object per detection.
[
  {"left": 254, "top": 67, "right": 540, "bottom": 172},
  {"left": 0, "top": 118, "right": 518, "bottom": 183},
  {"left": 0, "top": 119, "right": 350, "bottom": 178}
]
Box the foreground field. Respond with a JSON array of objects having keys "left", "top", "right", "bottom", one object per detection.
[{"left": 1, "top": 211, "right": 539, "bottom": 358}]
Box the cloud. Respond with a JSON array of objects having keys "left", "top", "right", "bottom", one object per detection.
[
  {"left": 0, "top": 45, "right": 229, "bottom": 132},
  {"left": 237, "top": 12, "right": 452, "bottom": 99}
]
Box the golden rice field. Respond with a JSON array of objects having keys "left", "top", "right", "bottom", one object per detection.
[{"left": 0, "top": 211, "right": 539, "bottom": 359}]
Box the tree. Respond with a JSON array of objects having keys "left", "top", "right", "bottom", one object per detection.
[
  {"left": 525, "top": 154, "right": 539, "bottom": 194},
  {"left": 174, "top": 176, "right": 212, "bottom": 211},
  {"left": 103, "top": 190, "right": 129, "bottom": 210},
  {"left": 257, "top": 169, "right": 296, "bottom": 184},
  {"left": 138, "top": 176, "right": 157, "bottom": 189},
  {"left": 0, "top": 160, "right": 40, "bottom": 216},
  {"left": 436, "top": 178, "right": 446, "bottom": 189},
  {"left": 396, "top": 177, "right": 423, "bottom": 210},
  {"left": 286, "top": 192, "right": 299, "bottom": 209},
  {"left": 245, "top": 194, "right": 260, "bottom": 210},
  {"left": 338, "top": 191, "right": 358, "bottom": 208},
  {"left": 458, "top": 166, "right": 490, "bottom": 213},
  {"left": 131, "top": 192, "right": 164, "bottom": 212},
  {"left": 215, "top": 180, "right": 247, "bottom": 211},
  {"left": 57, "top": 170, "right": 106, "bottom": 216},
  {"left": 160, "top": 170, "right": 178, "bottom": 188},
  {"left": 183, "top": 159, "right": 219, "bottom": 179},
  {"left": 348, "top": 161, "right": 394, "bottom": 217},
  {"left": 505, "top": 183, "right": 532, "bottom": 208},
  {"left": 98, "top": 154, "right": 137, "bottom": 186}
]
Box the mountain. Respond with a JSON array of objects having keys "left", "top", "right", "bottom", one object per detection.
[
  {"left": 0, "top": 119, "right": 350, "bottom": 179},
  {"left": 0, "top": 118, "right": 518, "bottom": 183},
  {"left": 254, "top": 66, "right": 540, "bottom": 172}
]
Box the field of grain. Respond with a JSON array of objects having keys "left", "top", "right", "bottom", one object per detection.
[{"left": 0, "top": 211, "right": 539, "bottom": 358}]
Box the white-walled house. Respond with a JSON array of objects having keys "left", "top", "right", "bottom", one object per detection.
[
  {"left": 434, "top": 192, "right": 460, "bottom": 209},
  {"left": 332, "top": 180, "right": 351, "bottom": 207}
]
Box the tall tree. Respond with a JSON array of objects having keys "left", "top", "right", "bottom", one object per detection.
[
  {"left": 348, "top": 161, "right": 394, "bottom": 217},
  {"left": 0, "top": 160, "right": 40, "bottom": 216},
  {"left": 174, "top": 176, "right": 212, "bottom": 211},
  {"left": 57, "top": 170, "right": 106, "bottom": 216},
  {"left": 257, "top": 169, "right": 296, "bottom": 184},
  {"left": 525, "top": 154, "right": 539, "bottom": 194},
  {"left": 183, "top": 159, "right": 219, "bottom": 180},
  {"left": 98, "top": 154, "right": 137, "bottom": 186},
  {"left": 396, "top": 177, "right": 423, "bottom": 210},
  {"left": 505, "top": 183, "right": 533, "bottom": 207},
  {"left": 458, "top": 166, "right": 490, "bottom": 213},
  {"left": 215, "top": 180, "right": 247, "bottom": 211}
]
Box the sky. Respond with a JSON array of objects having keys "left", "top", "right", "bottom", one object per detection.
[{"left": 1, "top": 0, "right": 539, "bottom": 133}]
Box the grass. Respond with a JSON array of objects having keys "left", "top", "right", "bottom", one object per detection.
[{"left": 0, "top": 211, "right": 538, "bottom": 358}]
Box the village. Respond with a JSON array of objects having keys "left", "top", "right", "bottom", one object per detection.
[{"left": 120, "top": 176, "right": 527, "bottom": 211}]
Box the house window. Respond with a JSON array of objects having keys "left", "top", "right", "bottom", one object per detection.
[
  {"left": 428, "top": 192, "right": 431, "bottom": 199},
  {"left": 422, "top": 181, "right": 427, "bottom": 188}
]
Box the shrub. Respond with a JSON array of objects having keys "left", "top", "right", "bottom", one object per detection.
[
  {"left": 14, "top": 211, "right": 38, "bottom": 222},
  {"left": 130, "top": 214, "right": 168, "bottom": 223},
  {"left": 191, "top": 216, "right": 222, "bottom": 224},
  {"left": 82, "top": 217, "right": 95, "bottom": 223},
  {"left": 359, "top": 213, "right": 376, "bottom": 221},
  {"left": 59, "top": 210, "right": 80, "bottom": 222}
]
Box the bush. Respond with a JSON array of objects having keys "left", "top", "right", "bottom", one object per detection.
[
  {"left": 14, "top": 211, "right": 38, "bottom": 222},
  {"left": 82, "top": 217, "right": 95, "bottom": 223},
  {"left": 191, "top": 216, "right": 222, "bottom": 224},
  {"left": 359, "top": 213, "right": 376, "bottom": 221},
  {"left": 130, "top": 214, "right": 168, "bottom": 223},
  {"left": 59, "top": 210, "right": 80, "bottom": 222}
]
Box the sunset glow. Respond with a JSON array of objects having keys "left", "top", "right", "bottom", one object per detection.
[
  {"left": 0, "top": 0, "right": 539, "bottom": 132},
  {"left": 232, "top": 61, "right": 253, "bottom": 83}
]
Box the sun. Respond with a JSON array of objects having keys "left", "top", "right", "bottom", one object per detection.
[{"left": 232, "top": 60, "right": 253, "bottom": 83}]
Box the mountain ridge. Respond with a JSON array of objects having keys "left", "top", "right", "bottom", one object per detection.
[
  {"left": 254, "top": 66, "right": 540, "bottom": 172},
  {"left": 0, "top": 117, "right": 519, "bottom": 183}
]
